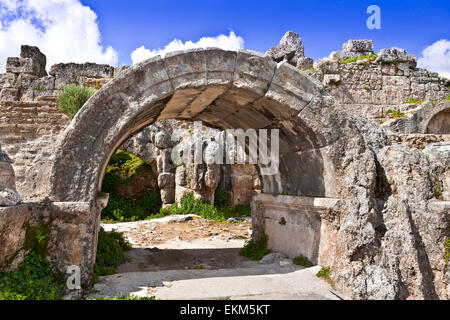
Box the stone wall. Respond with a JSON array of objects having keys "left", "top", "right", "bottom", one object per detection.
[
  {"left": 121, "top": 119, "right": 262, "bottom": 207},
  {"left": 305, "top": 44, "right": 450, "bottom": 123},
  {"left": 0, "top": 45, "right": 117, "bottom": 102}
]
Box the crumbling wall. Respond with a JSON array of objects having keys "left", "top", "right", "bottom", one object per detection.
[
  {"left": 305, "top": 42, "right": 450, "bottom": 122},
  {"left": 0, "top": 45, "right": 118, "bottom": 102}
]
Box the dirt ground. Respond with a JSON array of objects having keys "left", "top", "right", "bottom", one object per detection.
[
  {"left": 93, "top": 215, "right": 341, "bottom": 300},
  {"left": 102, "top": 215, "right": 253, "bottom": 272}
]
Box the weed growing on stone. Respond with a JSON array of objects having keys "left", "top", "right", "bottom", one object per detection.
[
  {"left": 338, "top": 54, "right": 378, "bottom": 64},
  {"left": 316, "top": 267, "right": 335, "bottom": 288},
  {"left": 406, "top": 97, "right": 423, "bottom": 105},
  {"left": 435, "top": 181, "right": 443, "bottom": 200},
  {"left": 57, "top": 85, "right": 94, "bottom": 118},
  {"left": 293, "top": 255, "right": 313, "bottom": 267},
  {"left": 444, "top": 237, "right": 450, "bottom": 265},
  {"left": 239, "top": 234, "right": 272, "bottom": 261},
  {"left": 386, "top": 109, "right": 406, "bottom": 119}
]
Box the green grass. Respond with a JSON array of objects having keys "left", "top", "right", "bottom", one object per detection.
[
  {"left": 444, "top": 237, "right": 450, "bottom": 265},
  {"left": 93, "top": 228, "right": 131, "bottom": 282},
  {"left": 87, "top": 293, "right": 155, "bottom": 300},
  {"left": 293, "top": 255, "right": 313, "bottom": 267},
  {"left": 0, "top": 251, "right": 65, "bottom": 300},
  {"left": 338, "top": 54, "right": 378, "bottom": 64},
  {"left": 100, "top": 151, "right": 162, "bottom": 223},
  {"left": 406, "top": 97, "right": 423, "bottom": 105},
  {"left": 386, "top": 109, "right": 406, "bottom": 119},
  {"left": 239, "top": 234, "right": 272, "bottom": 261},
  {"left": 158, "top": 193, "right": 251, "bottom": 223},
  {"left": 435, "top": 181, "right": 443, "bottom": 199},
  {"left": 57, "top": 85, "right": 95, "bottom": 118}
]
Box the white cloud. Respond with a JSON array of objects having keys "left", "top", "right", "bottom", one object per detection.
[
  {"left": 417, "top": 39, "right": 450, "bottom": 78},
  {"left": 131, "top": 31, "right": 245, "bottom": 65},
  {"left": 0, "top": 0, "right": 118, "bottom": 72}
]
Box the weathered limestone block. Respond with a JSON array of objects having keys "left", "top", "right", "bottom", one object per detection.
[
  {"left": 323, "top": 74, "right": 341, "bottom": 86},
  {"left": 114, "top": 65, "right": 130, "bottom": 77},
  {"left": 160, "top": 188, "right": 175, "bottom": 205},
  {"left": 0, "top": 147, "right": 22, "bottom": 206},
  {"left": 0, "top": 189, "right": 22, "bottom": 206},
  {"left": 20, "top": 45, "right": 47, "bottom": 78},
  {"left": 49, "top": 62, "right": 114, "bottom": 89},
  {"left": 266, "top": 31, "right": 305, "bottom": 65},
  {"left": 158, "top": 172, "right": 175, "bottom": 189},
  {"left": 342, "top": 39, "right": 374, "bottom": 54},
  {"left": 297, "top": 57, "right": 314, "bottom": 70},
  {"left": 376, "top": 47, "right": 417, "bottom": 68},
  {"left": 6, "top": 57, "right": 41, "bottom": 75},
  {"left": 0, "top": 88, "right": 19, "bottom": 101},
  {"left": 156, "top": 149, "right": 174, "bottom": 173},
  {"left": 0, "top": 73, "right": 17, "bottom": 88},
  {"left": 155, "top": 132, "right": 172, "bottom": 149},
  {"left": 204, "top": 164, "right": 220, "bottom": 189}
]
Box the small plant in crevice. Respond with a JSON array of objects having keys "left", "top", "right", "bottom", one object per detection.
[
  {"left": 338, "top": 54, "right": 378, "bottom": 64},
  {"left": 57, "top": 85, "right": 95, "bottom": 119},
  {"left": 316, "top": 267, "right": 335, "bottom": 288},
  {"left": 444, "top": 237, "right": 450, "bottom": 265},
  {"left": 386, "top": 109, "right": 406, "bottom": 119},
  {"left": 293, "top": 255, "right": 313, "bottom": 267},
  {"left": 239, "top": 234, "right": 272, "bottom": 261},
  {"left": 406, "top": 97, "right": 423, "bottom": 105},
  {"left": 435, "top": 181, "right": 443, "bottom": 200},
  {"left": 93, "top": 228, "right": 131, "bottom": 282}
]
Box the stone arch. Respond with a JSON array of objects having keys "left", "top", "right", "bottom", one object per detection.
[
  {"left": 424, "top": 104, "right": 450, "bottom": 134},
  {"left": 47, "top": 48, "right": 376, "bottom": 286},
  {"left": 415, "top": 101, "right": 450, "bottom": 134},
  {"left": 50, "top": 48, "right": 364, "bottom": 202}
]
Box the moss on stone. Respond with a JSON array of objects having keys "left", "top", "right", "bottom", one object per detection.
[{"left": 23, "top": 224, "right": 50, "bottom": 257}]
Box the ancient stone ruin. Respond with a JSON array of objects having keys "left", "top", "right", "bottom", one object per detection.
[{"left": 0, "top": 32, "right": 449, "bottom": 300}]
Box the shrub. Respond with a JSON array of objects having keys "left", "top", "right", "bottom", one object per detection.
[
  {"left": 57, "top": 85, "right": 95, "bottom": 118},
  {"left": 101, "top": 193, "right": 145, "bottom": 222},
  {"left": 137, "top": 192, "right": 162, "bottom": 215},
  {"left": 0, "top": 251, "right": 65, "bottom": 300},
  {"left": 93, "top": 228, "right": 131, "bottom": 281},
  {"left": 239, "top": 234, "right": 272, "bottom": 261},
  {"left": 214, "top": 184, "right": 228, "bottom": 208},
  {"left": 103, "top": 151, "right": 149, "bottom": 190},
  {"left": 293, "top": 255, "right": 313, "bottom": 267},
  {"left": 221, "top": 204, "right": 251, "bottom": 219},
  {"left": 178, "top": 193, "right": 224, "bottom": 221}
]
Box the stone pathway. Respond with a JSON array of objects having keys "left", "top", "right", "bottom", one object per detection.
[{"left": 91, "top": 216, "right": 342, "bottom": 300}]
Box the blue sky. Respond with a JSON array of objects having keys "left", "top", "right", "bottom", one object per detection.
[
  {"left": 81, "top": 0, "right": 450, "bottom": 65},
  {"left": 0, "top": 0, "right": 449, "bottom": 76}
]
